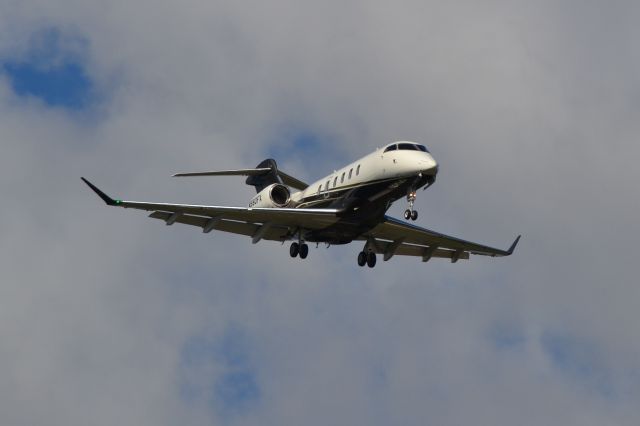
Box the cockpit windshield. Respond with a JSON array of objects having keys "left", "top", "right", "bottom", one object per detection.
[{"left": 384, "top": 143, "right": 429, "bottom": 153}]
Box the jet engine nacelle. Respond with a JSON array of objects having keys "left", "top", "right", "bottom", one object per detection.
[{"left": 248, "top": 183, "right": 291, "bottom": 208}]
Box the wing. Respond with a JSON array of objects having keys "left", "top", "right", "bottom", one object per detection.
[
  {"left": 361, "top": 216, "right": 520, "bottom": 263},
  {"left": 81, "top": 178, "right": 336, "bottom": 243}
]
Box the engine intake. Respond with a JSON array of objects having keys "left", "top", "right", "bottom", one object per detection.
[
  {"left": 248, "top": 183, "right": 291, "bottom": 208},
  {"left": 270, "top": 184, "right": 290, "bottom": 206}
]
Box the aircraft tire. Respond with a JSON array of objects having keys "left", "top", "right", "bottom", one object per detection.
[
  {"left": 290, "top": 242, "right": 299, "bottom": 257},
  {"left": 367, "top": 252, "right": 377, "bottom": 268},
  {"left": 357, "top": 251, "right": 367, "bottom": 267},
  {"left": 404, "top": 209, "right": 412, "bottom": 220},
  {"left": 299, "top": 243, "right": 309, "bottom": 259},
  {"left": 411, "top": 210, "right": 418, "bottom": 221}
]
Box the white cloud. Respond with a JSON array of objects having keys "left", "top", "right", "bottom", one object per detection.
[{"left": 1, "top": 0, "right": 640, "bottom": 424}]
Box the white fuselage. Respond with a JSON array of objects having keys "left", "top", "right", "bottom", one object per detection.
[{"left": 289, "top": 141, "right": 438, "bottom": 208}]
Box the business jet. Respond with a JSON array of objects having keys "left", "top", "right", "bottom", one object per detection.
[{"left": 82, "top": 141, "right": 519, "bottom": 267}]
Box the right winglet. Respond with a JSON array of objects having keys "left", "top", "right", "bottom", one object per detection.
[
  {"left": 81, "top": 177, "right": 120, "bottom": 206},
  {"left": 506, "top": 235, "right": 521, "bottom": 255}
]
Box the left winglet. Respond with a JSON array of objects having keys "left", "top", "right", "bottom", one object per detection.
[
  {"left": 81, "top": 177, "right": 121, "bottom": 206},
  {"left": 506, "top": 235, "right": 521, "bottom": 255}
]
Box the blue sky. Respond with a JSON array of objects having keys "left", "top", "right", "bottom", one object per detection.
[
  {"left": 3, "top": 61, "right": 92, "bottom": 109},
  {"left": 1, "top": 29, "right": 94, "bottom": 109}
]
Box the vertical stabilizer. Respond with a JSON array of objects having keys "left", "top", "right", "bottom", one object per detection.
[{"left": 246, "top": 159, "right": 282, "bottom": 193}]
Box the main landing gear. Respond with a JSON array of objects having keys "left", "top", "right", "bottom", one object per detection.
[
  {"left": 290, "top": 229, "right": 309, "bottom": 260},
  {"left": 404, "top": 190, "right": 418, "bottom": 221},
  {"left": 357, "top": 251, "right": 377, "bottom": 268},
  {"left": 289, "top": 242, "right": 309, "bottom": 259}
]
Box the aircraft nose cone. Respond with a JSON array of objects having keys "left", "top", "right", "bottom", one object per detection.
[{"left": 419, "top": 158, "right": 438, "bottom": 176}]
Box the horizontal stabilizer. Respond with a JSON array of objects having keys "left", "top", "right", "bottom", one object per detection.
[
  {"left": 172, "top": 168, "right": 272, "bottom": 178},
  {"left": 276, "top": 171, "right": 309, "bottom": 191},
  {"left": 173, "top": 167, "right": 309, "bottom": 190}
]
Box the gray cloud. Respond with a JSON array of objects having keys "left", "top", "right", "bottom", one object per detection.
[{"left": 1, "top": 0, "right": 639, "bottom": 425}]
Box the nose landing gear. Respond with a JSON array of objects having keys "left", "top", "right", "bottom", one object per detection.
[
  {"left": 404, "top": 209, "right": 418, "bottom": 221},
  {"left": 404, "top": 190, "right": 418, "bottom": 221}
]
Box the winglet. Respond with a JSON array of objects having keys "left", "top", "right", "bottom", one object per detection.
[
  {"left": 506, "top": 235, "right": 521, "bottom": 255},
  {"left": 81, "top": 177, "right": 119, "bottom": 206}
]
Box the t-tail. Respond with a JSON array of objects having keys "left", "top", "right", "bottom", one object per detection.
[
  {"left": 172, "top": 158, "right": 309, "bottom": 193},
  {"left": 244, "top": 159, "right": 281, "bottom": 192}
]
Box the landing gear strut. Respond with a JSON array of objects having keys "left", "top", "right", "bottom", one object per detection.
[{"left": 404, "top": 190, "right": 418, "bottom": 221}]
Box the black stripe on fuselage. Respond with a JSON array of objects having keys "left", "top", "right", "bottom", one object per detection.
[
  {"left": 297, "top": 175, "right": 409, "bottom": 208},
  {"left": 297, "top": 174, "right": 433, "bottom": 244}
]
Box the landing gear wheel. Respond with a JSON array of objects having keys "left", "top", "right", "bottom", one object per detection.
[
  {"left": 366, "top": 252, "right": 377, "bottom": 268},
  {"left": 299, "top": 243, "right": 309, "bottom": 259},
  {"left": 289, "top": 242, "right": 299, "bottom": 258},
  {"left": 357, "top": 251, "right": 367, "bottom": 267},
  {"left": 406, "top": 189, "right": 418, "bottom": 221}
]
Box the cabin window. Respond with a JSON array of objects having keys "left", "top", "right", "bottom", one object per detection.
[
  {"left": 333, "top": 176, "right": 338, "bottom": 187},
  {"left": 384, "top": 144, "right": 398, "bottom": 152},
  {"left": 356, "top": 164, "right": 361, "bottom": 175},
  {"left": 348, "top": 169, "right": 353, "bottom": 179},
  {"left": 341, "top": 172, "right": 345, "bottom": 183},
  {"left": 398, "top": 143, "right": 419, "bottom": 151}
]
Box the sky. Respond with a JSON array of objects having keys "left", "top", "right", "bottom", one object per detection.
[{"left": 1, "top": 1, "right": 639, "bottom": 425}]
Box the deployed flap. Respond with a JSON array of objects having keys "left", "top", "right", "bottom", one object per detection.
[
  {"left": 120, "top": 201, "right": 340, "bottom": 228},
  {"left": 364, "top": 238, "right": 471, "bottom": 261},
  {"left": 148, "top": 212, "right": 291, "bottom": 241}
]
